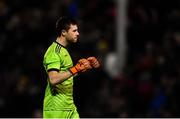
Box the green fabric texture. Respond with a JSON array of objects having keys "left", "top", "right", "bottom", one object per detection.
[{"left": 43, "top": 110, "right": 79, "bottom": 118}]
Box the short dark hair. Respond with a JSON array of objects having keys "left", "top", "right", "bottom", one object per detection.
[{"left": 55, "top": 16, "right": 78, "bottom": 36}]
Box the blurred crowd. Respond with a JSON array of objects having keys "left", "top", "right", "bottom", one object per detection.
[{"left": 0, "top": 0, "right": 180, "bottom": 118}]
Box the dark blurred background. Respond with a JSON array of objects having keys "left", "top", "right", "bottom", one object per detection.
[{"left": 0, "top": 0, "right": 180, "bottom": 118}]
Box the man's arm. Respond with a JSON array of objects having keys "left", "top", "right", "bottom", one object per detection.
[
  {"left": 48, "top": 58, "right": 92, "bottom": 86},
  {"left": 48, "top": 70, "right": 72, "bottom": 86}
]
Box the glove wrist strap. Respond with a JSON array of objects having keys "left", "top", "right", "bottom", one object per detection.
[{"left": 69, "top": 66, "right": 78, "bottom": 75}]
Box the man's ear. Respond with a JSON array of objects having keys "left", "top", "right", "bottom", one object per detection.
[{"left": 62, "top": 30, "right": 66, "bottom": 36}]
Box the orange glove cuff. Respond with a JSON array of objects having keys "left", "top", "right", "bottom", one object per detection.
[{"left": 69, "top": 66, "right": 78, "bottom": 75}]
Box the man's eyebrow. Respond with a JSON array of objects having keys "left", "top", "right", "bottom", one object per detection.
[{"left": 73, "top": 29, "right": 78, "bottom": 31}]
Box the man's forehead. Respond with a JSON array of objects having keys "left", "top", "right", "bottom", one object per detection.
[{"left": 69, "top": 24, "right": 78, "bottom": 30}]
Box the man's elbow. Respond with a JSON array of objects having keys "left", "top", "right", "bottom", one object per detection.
[
  {"left": 48, "top": 71, "right": 61, "bottom": 86},
  {"left": 49, "top": 77, "right": 63, "bottom": 86},
  {"left": 48, "top": 76, "right": 59, "bottom": 86},
  {"left": 49, "top": 78, "right": 57, "bottom": 86}
]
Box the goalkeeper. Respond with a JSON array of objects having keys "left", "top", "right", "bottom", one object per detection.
[{"left": 43, "top": 16, "right": 100, "bottom": 118}]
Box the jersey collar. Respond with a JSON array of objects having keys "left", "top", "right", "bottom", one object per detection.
[{"left": 54, "top": 41, "right": 67, "bottom": 48}]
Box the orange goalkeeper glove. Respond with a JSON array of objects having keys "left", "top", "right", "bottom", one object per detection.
[
  {"left": 87, "top": 56, "right": 100, "bottom": 68},
  {"left": 78, "top": 58, "right": 92, "bottom": 71},
  {"left": 69, "top": 58, "right": 92, "bottom": 75}
]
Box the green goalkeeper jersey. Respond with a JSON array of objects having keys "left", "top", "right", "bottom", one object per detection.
[{"left": 43, "top": 41, "right": 76, "bottom": 111}]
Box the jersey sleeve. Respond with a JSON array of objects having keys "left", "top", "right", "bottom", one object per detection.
[{"left": 44, "top": 50, "right": 61, "bottom": 72}]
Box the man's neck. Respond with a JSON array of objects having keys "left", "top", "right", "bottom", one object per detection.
[{"left": 56, "top": 36, "right": 68, "bottom": 47}]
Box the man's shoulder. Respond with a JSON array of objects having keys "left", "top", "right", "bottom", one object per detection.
[{"left": 46, "top": 42, "right": 61, "bottom": 53}]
